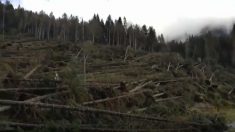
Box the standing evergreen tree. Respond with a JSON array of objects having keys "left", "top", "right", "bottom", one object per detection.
[
  {"left": 89, "top": 14, "right": 103, "bottom": 43},
  {"left": 115, "top": 17, "right": 124, "bottom": 46},
  {"left": 105, "top": 15, "right": 114, "bottom": 45},
  {"left": 147, "top": 26, "right": 157, "bottom": 52},
  {"left": 231, "top": 25, "right": 235, "bottom": 66}
]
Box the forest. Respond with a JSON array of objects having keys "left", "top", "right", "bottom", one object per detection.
[
  {"left": 1, "top": 1, "right": 235, "bottom": 67},
  {"left": 0, "top": 1, "right": 235, "bottom": 132}
]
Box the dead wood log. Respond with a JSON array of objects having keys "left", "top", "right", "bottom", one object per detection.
[
  {"left": 175, "top": 63, "right": 184, "bottom": 71},
  {"left": 89, "top": 62, "right": 126, "bottom": 68},
  {"left": 129, "top": 81, "right": 153, "bottom": 93},
  {"left": 153, "top": 93, "right": 165, "bottom": 98},
  {"left": 25, "top": 90, "right": 69, "bottom": 102},
  {"left": 0, "top": 88, "right": 57, "bottom": 105},
  {"left": 82, "top": 90, "right": 152, "bottom": 105},
  {"left": 0, "top": 79, "right": 61, "bottom": 84},
  {"left": 200, "top": 65, "right": 207, "bottom": 73},
  {"left": 0, "top": 121, "right": 196, "bottom": 131},
  {"left": 193, "top": 82, "right": 206, "bottom": 90},
  {"left": 129, "top": 107, "right": 148, "bottom": 113},
  {"left": 209, "top": 73, "right": 214, "bottom": 82},
  {"left": 76, "top": 48, "right": 82, "bottom": 58},
  {"left": 155, "top": 96, "right": 182, "bottom": 102},
  {"left": 167, "top": 62, "right": 171, "bottom": 71},
  {"left": 23, "top": 65, "right": 41, "bottom": 79},
  {"left": 114, "top": 77, "right": 191, "bottom": 90},
  {"left": 0, "top": 90, "right": 68, "bottom": 112},
  {"left": 123, "top": 45, "right": 130, "bottom": 62},
  {"left": 0, "top": 87, "right": 58, "bottom": 92},
  {"left": 130, "top": 97, "right": 183, "bottom": 113},
  {"left": 228, "top": 88, "right": 234, "bottom": 98},
  {"left": 228, "top": 88, "right": 234, "bottom": 95},
  {"left": 0, "top": 121, "right": 44, "bottom": 128},
  {"left": 0, "top": 99, "right": 200, "bottom": 124},
  {"left": 0, "top": 106, "right": 11, "bottom": 112},
  {"left": 153, "top": 77, "right": 192, "bottom": 85}
]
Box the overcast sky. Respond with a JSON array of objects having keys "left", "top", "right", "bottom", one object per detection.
[{"left": 11, "top": 0, "right": 235, "bottom": 40}]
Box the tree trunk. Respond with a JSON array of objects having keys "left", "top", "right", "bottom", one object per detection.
[
  {"left": 84, "top": 54, "right": 87, "bottom": 84},
  {"left": 108, "top": 29, "right": 111, "bottom": 45},
  {"left": 0, "top": 99, "right": 182, "bottom": 123},
  {"left": 112, "top": 31, "right": 115, "bottom": 45},
  {"left": 134, "top": 37, "right": 137, "bottom": 51},
  {"left": 117, "top": 32, "right": 120, "bottom": 46},
  {"left": 75, "top": 24, "right": 78, "bottom": 42},
  {"left": 47, "top": 22, "right": 51, "bottom": 40},
  {"left": 82, "top": 21, "right": 85, "bottom": 42},
  {"left": 232, "top": 42, "right": 235, "bottom": 65},
  {"left": 2, "top": 5, "right": 5, "bottom": 40},
  {"left": 92, "top": 33, "right": 95, "bottom": 43}
]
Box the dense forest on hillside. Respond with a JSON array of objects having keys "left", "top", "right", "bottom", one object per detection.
[
  {"left": 0, "top": 0, "right": 164, "bottom": 51},
  {"left": 1, "top": 1, "right": 235, "bottom": 67}
]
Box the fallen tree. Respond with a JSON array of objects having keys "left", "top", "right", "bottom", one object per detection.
[
  {"left": 23, "top": 65, "right": 41, "bottom": 79},
  {"left": 0, "top": 121, "right": 196, "bottom": 132},
  {"left": 82, "top": 90, "right": 152, "bottom": 105},
  {"left": 129, "top": 81, "right": 153, "bottom": 93},
  {"left": 155, "top": 96, "right": 182, "bottom": 102},
  {"left": 0, "top": 99, "right": 205, "bottom": 126},
  {"left": 25, "top": 90, "right": 69, "bottom": 102},
  {"left": 0, "top": 87, "right": 59, "bottom": 92}
]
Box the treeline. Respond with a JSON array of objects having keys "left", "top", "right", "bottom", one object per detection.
[
  {"left": 0, "top": 1, "right": 165, "bottom": 51},
  {"left": 1, "top": 1, "right": 235, "bottom": 66},
  {"left": 168, "top": 27, "right": 235, "bottom": 66}
]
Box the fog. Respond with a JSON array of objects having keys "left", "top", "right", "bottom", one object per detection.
[{"left": 163, "top": 18, "right": 235, "bottom": 41}]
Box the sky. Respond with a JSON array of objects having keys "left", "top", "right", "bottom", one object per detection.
[{"left": 10, "top": 0, "right": 235, "bottom": 40}]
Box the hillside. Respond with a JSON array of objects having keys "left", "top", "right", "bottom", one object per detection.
[{"left": 0, "top": 37, "right": 234, "bottom": 132}]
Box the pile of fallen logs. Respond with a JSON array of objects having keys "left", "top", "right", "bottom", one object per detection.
[
  {"left": 0, "top": 75, "right": 213, "bottom": 132},
  {"left": 0, "top": 40, "right": 229, "bottom": 131}
]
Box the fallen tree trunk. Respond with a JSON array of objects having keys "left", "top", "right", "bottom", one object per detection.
[
  {"left": 228, "top": 88, "right": 234, "bottom": 95},
  {"left": 0, "top": 79, "right": 61, "bottom": 83},
  {"left": 123, "top": 45, "right": 130, "bottom": 62},
  {"left": 153, "top": 92, "right": 165, "bottom": 98},
  {"left": 0, "top": 99, "right": 201, "bottom": 125},
  {"left": 23, "top": 65, "right": 41, "bottom": 79},
  {"left": 155, "top": 96, "right": 182, "bottom": 103},
  {"left": 132, "top": 96, "right": 182, "bottom": 112},
  {"left": 0, "top": 87, "right": 58, "bottom": 92},
  {"left": 129, "top": 81, "right": 153, "bottom": 93},
  {"left": 0, "top": 90, "right": 68, "bottom": 112},
  {"left": 83, "top": 90, "right": 152, "bottom": 105},
  {"left": 0, "top": 121, "right": 196, "bottom": 131},
  {"left": 25, "top": 90, "right": 69, "bottom": 102},
  {"left": 0, "top": 106, "right": 11, "bottom": 112}
]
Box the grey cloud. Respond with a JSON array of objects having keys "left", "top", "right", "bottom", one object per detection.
[{"left": 163, "top": 18, "right": 235, "bottom": 41}]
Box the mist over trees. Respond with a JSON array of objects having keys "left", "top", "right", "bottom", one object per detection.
[{"left": 1, "top": 1, "right": 235, "bottom": 67}]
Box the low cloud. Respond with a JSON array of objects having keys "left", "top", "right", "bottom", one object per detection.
[{"left": 163, "top": 18, "right": 235, "bottom": 41}]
